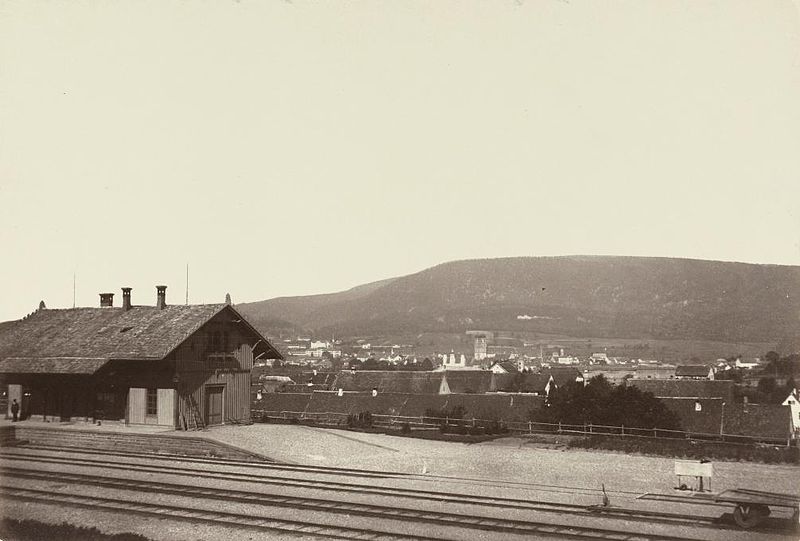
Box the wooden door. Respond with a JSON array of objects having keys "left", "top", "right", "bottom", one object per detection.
[{"left": 205, "top": 386, "right": 224, "bottom": 425}]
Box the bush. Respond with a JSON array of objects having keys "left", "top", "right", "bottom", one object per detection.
[
  {"left": 568, "top": 434, "right": 800, "bottom": 464},
  {"left": 534, "top": 376, "right": 682, "bottom": 430},
  {"left": 400, "top": 422, "right": 411, "bottom": 434},
  {"left": 347, "top": 411, "right": 373, "bottom": 429},
  {"left": 424, "top": 405, "right": 466, "bottom": 423},
  {"left": 0, "top": 519, "right": 151, "bottom": 541}
]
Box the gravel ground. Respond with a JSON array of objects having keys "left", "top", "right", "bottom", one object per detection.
[
  {"left": 2, "top": 425, "right": 799, "bottom": 541},
  {"left": 199, "top": 424, "right": 800, "bottom": 498},
  {"left": 2, "top": 449, "right": 792, "bottom": 541}
]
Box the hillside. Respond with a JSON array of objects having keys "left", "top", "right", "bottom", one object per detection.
[{"left": 237, "top": 256, "right": 800, "bottom": 344}]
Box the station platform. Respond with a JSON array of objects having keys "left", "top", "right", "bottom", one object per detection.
[{"left": 0, "top": 419, "right": 271, "bottom": 462}]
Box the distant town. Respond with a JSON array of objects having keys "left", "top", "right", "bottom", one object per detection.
[{"left": 255, "top": 330, "right": 800, "bottom": 446}]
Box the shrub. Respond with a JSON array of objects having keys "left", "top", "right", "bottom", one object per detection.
[
  {"left": 347, "top": 411, "right": 373, "bottom": 428},
  {"left": 0, "top": 519, "right": 150, "bottom": 541}
]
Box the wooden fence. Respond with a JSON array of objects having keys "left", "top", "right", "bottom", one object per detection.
[{"left": 252, "top": 408, "right": 795, "bottom": 447}]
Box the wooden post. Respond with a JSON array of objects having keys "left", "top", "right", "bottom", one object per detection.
[
  {"left": 528, "top": 421, "right": 532, "bottom": 434},
  {"left": 621, "top": 424, "right": 625, "bottom": 436},
  {"left": 558, "top": 421, "right": 562, "bottom": 433}
]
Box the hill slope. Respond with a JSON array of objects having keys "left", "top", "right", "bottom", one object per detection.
[{"left": 237, "top": 256, "right": 800, "bottom": 343}]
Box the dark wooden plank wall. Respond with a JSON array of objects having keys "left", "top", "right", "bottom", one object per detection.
[{"left": 174, "top": 312, "right": 254, "bottom": 427}]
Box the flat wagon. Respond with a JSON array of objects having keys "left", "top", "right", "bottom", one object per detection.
[{"left": 714, "top": 488, "right": 800, "bottom": 529}]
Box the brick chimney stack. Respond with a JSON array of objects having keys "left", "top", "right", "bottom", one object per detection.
[
  {"left": 122, "top": 287, "right": 132, "bottom": 311},
  {"left": 99, "top": 293, "right": 114, "bottom": 307},
  {"left": 156, "top": 285, "right": 167, "bottom": 309}
]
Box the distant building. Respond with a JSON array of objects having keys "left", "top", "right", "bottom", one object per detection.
[
  {"left": 489, "top": 360, "right": 518, "bottom": 374},
  {"left": 635, "top": 365, "right": 676, "bottom": 380},
  {"left": 474, "top": 335, "right": 488, "bottom": 361},
  {"left": 734, "top": 358, "right": 760, "bottom": 370},
  {"left": 675, "top": 365, "right": 714, "bottom": 380},
  {"left": 628, "top": 378, "right": 735, "bottom": 403},
  {"left": 493, "top": 373, "right": 555, "bottom": 398},
  {"left": 583, "top": 366, "right": 636, "bottom": 386},
  {"left": 782, "top": 388, "right": 800, "bottom": 436},
  {"left": 435, "top": 351, "right": 474, "bottom": 371},
  {"left": 546, "top": 367, "right": 585, "bottom": 388},
  {"left": 590, "top": 352, "right": 609, "bottom": 364}
]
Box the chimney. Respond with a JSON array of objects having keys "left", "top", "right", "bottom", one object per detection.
[
  {"left": 99, "top": 293, "right": 114, "bottom": 307},
  {"left": 121, "top": 287, "right": 132, "bottom": 311},
  {"left": 156, "top": 285, "right": 167, "bottom": 309}
]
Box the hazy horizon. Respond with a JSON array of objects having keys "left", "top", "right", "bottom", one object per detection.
[{"left": 2, "top": 1, "right": 799, "bottom": 321}]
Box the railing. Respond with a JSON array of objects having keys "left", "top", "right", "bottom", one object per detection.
[{"left": 253, "top": 409, "right": 795, "bottom": 447}]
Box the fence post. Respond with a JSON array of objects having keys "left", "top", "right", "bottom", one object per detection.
[
  {"left": 621, "top": 424, "right": 624, "bottom": 436},
  {"left": 653, "top": 428, "right": 657, "bottom": 438},
  {"left": 558, "top": 421, "right": 562, "bottom": 434},
  {"left": 589, "top": 423, "right": 593, "bottom": 434},
  {"left": 528, "top": 421, "right": 532, "bottom": 434}
]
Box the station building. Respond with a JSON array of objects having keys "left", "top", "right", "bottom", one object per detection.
[{"left": 0, "top": 286, "right": 281, "bottom": 429}]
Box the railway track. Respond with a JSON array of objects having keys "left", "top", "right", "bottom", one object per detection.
[
  {"left": 0, "top": 485, "right": 435, "bottom": 541},
  {"left": 5, "top": 443, "right": 640, "bottom": 498},
  {"left": 0, "top": 474, "right": 709, "bottom": 541},
  {"left": 1, "top": 448, "right": 712, "bottom": 525},
  {"left": 2, "top": 447, "right": 793, "bottom": 539},
  {"left": 0, "top": 464, "right": 722, "bottom": 534}
]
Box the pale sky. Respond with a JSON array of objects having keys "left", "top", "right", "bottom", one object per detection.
[{"left": 1, "top": 1, "right": 799, "bottom": 322}]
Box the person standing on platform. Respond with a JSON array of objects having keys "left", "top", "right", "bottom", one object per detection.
[{"left": 10, "top": 399, "right": 20, "bottom": 422}]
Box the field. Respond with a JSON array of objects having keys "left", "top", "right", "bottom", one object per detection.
[{"left": 355, "top": 331, "right": 774, "bottom": 362}]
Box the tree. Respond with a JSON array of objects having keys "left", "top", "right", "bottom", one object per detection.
[
  {"left": 420, "top": 357, "right": 433, "bottom": 371},
  {"left": 363, "top": 358, "right": 379, "bottom": 370},
  {"left": 349, "top": 359, "right": 363, "bottom": 371},
  {"left": 225, "top": 293, "right": 232, "bottom": 305},
  {"left": 533, "top": 375, "right": 681, "bottom": 430},
  {"left": 756, "top": 377, "right": 778, "bottom": 403}
]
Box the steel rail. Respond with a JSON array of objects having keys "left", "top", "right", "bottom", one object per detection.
[{"left": 0, "top": 479, "right": 708, "bottom": 541}]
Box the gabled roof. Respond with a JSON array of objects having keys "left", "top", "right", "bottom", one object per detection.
[
  {"left": 723, "top": 403, "right": 793, "bottom": 440},
  {"left": 440, "top": 371, "right": 495, "bottom": 394},
  {"left": 658, "top": 397, "right": 725, "bottom": 434},
  {"left": 0, "top": 303, "right": 281, "bottom": 374},
  {"left": 494, "top": 373, "right": 553, "bottom": 393},
  {"left": 545, "top": 367, "right": 584, "bottom": 387},
  {"left": 628, "top": 379, "right": 734, "bottom": 402},
  {"left": 675, "top": 365, "right": 712, "bottom": 377},
  {"left": 332, "top": 371, "right": 443, "bottom": 394},
  {"left": 491, "top": 360, "right": 518, "bottom": 373}
]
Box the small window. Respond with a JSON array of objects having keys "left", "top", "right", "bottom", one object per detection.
[
  {"left": 146, "top": 388, "right": 157, "bottom": 416},
  {"left": 694, "top": 401, "right": 702, "bottom": 412}
]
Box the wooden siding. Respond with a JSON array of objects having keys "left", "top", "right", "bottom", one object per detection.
[
  {"left": 173, "top": 310, "right": 256, "bottom": 427},
  {"left": 128, "top": 388, "right": 146, "bottom": 424},
  {"left": 157, "top": 388, "right": 176, "bottom": 426}
]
